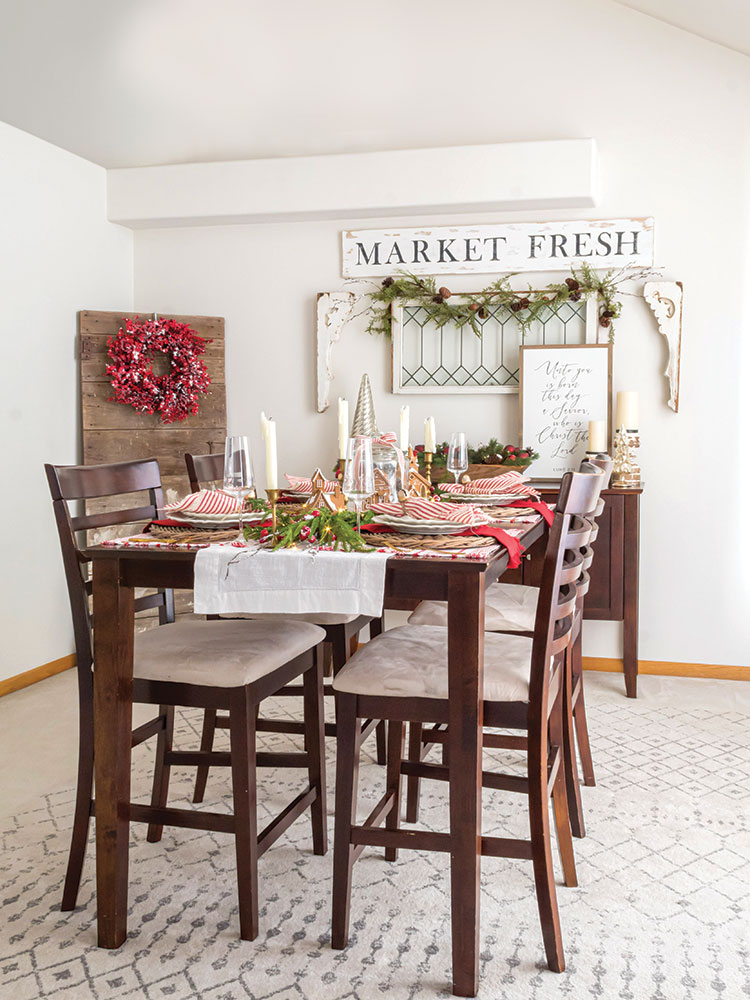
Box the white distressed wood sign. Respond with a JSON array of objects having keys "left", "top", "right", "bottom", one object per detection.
[
  {"left": 643, "top": 280, "right": 683, "bottom": 412},
  {"left": 519, "top": 344, "right": 613, "bottom": 478},
  {"left": 342, "top": 219, "right": 654, "bottom": 277}
]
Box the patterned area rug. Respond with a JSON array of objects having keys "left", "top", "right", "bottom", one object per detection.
[{"left": 1, "top": 675, "right": 748, "bottom": 1000}]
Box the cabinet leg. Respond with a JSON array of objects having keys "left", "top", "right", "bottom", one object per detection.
[{"left": 623, "top": 494, "right": 640, "bottom": 698}]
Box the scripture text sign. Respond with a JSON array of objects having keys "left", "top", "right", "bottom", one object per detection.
[
  {"left": 342, "top": 219, "right": 654, "bottom": 277},
  {"left": 520, "top": 344, "right": 612, "bottom": 478}
]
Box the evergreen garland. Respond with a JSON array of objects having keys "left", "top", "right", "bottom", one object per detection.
[
  {"left": 365, "top": 263, "right": 621, "bottom": 343},
  {"left": 244, "top": 507, "right": 376, "bottom": 552}
]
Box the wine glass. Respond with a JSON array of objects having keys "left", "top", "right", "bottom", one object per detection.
[
  {"left": 447, "top": 431, "right": 468, "bottom": 483},
  {"left": 223, "top": 436, "right": 255, "bottom": 539},
  {"left": 343, "top": 436, "right": 374, "bottom": 533}
]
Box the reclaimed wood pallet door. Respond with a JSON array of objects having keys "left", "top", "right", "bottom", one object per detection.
[{"left": 79, "top": 310, "right": 226, "bottom": 620}]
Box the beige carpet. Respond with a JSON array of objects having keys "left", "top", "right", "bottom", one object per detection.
[{"left": 0, "top": 671, "right": 748, "bottom": 999}]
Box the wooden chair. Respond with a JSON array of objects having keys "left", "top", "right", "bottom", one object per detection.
[
  {"left": 407, "top": 461, "right": 609, "bottom": 837},
  {"left": 184, "top": 451, "right": 386, "bottom": 803},
  {"left": 330, "top": 471, "right": 600, "bottom": 983},
  {"left": 46, "top": 458, "right": 327, "bottom": 939}
]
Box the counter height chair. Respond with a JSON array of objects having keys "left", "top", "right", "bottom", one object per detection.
[
  {"left": 330, "top": 471, "right": 600, "bottom": 985},
  {"left": 46, "top": 458, "right": 327, "bottom": 941},
  {"left": 184, "top": 450, "right": 386, "bottom": 804},
  {"left": 407, "top": 461, "right": 610, "bottom": 837}
]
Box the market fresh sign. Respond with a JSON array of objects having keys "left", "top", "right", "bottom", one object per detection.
[{"left": 341, "top": 218, "right": 654, "bottom": 277}]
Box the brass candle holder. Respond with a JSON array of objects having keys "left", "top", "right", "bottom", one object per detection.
[
  {"left": 611, "top": 426, "right": 641, "bottom": 488},
  {"left": 423, "top": 451, "right": 434, "bottom": 484},
  {"left": 265, "top": 488, "right": 281, "bottom": 537}
]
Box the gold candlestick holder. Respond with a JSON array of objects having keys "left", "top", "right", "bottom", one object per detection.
[
  {"left": 611, "top": 427, "right": 641, "bottom": 488},
  {"left": 423, "top": 451, "right": 434, "bottom": 485},
  {"left": 266, "top": 488, "right": 281, "bottom": 537}
]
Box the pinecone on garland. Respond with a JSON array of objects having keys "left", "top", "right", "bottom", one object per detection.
[
  {"left": 432, "top": 294, "right": 444, "bottom": 304},
  {"left": 600, "top": 316, "right": 612, "bottom": 328},
  {"left": 519, "top": 297, "right": 531, "bottom": 309},
  {"left": 468, "top": 303, "right": 480, "bottom": 312},
  {"left": 565, "top": 277, "right": 580, "bottom": 291},
  {"left": 569, "top": 290, "right": 582, "bottom": 301},
  {"left": 382, "top": 277, "right": 394, "bottom": 288},
  {"left": 510, "top": 301, "right": 523, "bottom": 312},
  {"left": 478, "top": 307, "right": 488, "bottom": 320},
  {"left": 601, "top": 308, "right": 615, "bottom": 318},
  {"left": 438, "top": 286, "right": 452, "bottom": 299}
]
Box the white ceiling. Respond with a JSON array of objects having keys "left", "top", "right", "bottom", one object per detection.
[
  {"left": 0, "top": 0, "right": 747, "bottom": 170},
  {"left": 613, "top": 0, "right": 750, "bottom": 57}
]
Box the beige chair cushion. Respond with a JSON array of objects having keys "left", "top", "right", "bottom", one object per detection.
[
  {"left": 134, "top": 619, "right": 325, "bottom": 688},
  {"left": 332, "top": 625, "right": 531, "bottom": 703},
  {"left": 408, "top": 582, "right": 539, "bottom": 633},
  {"left": 219, "top": 612, "right": 362, "bottom": 625}
]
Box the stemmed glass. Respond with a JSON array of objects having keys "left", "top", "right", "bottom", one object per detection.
[
  {"left": 223, "top": 436, "right": 255, "bottom": 539},
  {"left": 343, "top": 436, "right": 374, "bottom": 533},
  {"left": 447, "top": 431, "right": 469, "bottom": 483}
]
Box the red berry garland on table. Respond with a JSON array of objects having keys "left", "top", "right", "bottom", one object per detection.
[{"left": 106, "top": 317, "right": 212, "bottom": 424}]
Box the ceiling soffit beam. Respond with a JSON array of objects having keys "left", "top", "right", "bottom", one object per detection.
[{"left": 107, "top": 139, "right": 598, "bottom": 229}]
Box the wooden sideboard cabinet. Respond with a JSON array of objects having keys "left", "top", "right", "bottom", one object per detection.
[{"left": 504, "top": 485, "right": 642, "bottom": 697}]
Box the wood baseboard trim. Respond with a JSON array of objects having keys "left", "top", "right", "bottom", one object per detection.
[
  {"left": 583, "top": 657, "right": 749, "bottom": 681},
  {"left": 0, "top": 654, "right": 77, "bottom": 698}
]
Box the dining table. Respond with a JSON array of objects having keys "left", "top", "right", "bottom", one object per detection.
[{"left": 85, "top": 514, "right": 545, "bottom": 998}]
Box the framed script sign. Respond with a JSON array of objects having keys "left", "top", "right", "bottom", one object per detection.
[{"left": 519, "top": 344, "right": 612, "bottom": 478}]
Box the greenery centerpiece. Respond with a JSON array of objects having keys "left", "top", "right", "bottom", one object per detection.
[
  {"left": 243, "top": 503, "right": 375, "bottom": 552},
  {"left": 468, "top": 439, "right": 539, "bottom": 470}
]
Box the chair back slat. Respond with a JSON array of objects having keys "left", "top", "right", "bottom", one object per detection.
[
  {"left": 45, "top": 460, "right": 175, "bottom": 681},
  {"left": 185, "top": 452, "right": 224, "bottom": 493},
  {"left": 71, "top": 505, "right": 158, "bottom": 533},
  {"left": 50, "top": 458, "right": 163, "bottom": 501}
]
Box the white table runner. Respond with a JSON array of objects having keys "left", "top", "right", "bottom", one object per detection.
[{"left": 194, "top": 542, "right": 391, "bottom": 617}]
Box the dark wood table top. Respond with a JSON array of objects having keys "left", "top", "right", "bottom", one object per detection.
[{"left": 85, "top": 518, "right": 546, "bottom": 600}]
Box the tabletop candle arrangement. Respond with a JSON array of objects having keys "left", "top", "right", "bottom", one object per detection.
[{"left": 611, "top": 390, "right": 641, "bottom": 487}]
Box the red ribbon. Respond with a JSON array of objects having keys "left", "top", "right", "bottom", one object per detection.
[
  {"left": 361, "top": 522, "right": 525, "bottom": 568},
  {"left": 507, "top": 499, "right": 554, "bottom": 525}
]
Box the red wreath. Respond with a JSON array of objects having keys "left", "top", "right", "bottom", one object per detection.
[{"left": 106, "top": 317, "right": 212, "bottom": 424}]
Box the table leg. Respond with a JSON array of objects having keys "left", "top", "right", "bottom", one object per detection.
[
  {"left": 92, "top": 558, "right": 134, "bottom": 948},
  {"left": 623, "top": 494, "right": 640, "bottom": 698},
  {"left": 447, "top": 569, "right": 485, "bottom": 998}
]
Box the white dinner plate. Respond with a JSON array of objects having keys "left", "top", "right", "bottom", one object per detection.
[
  {"left": 378, "top": 522, "right": 470, "bottom": 536},
  {"left": 440, "top": 493, "right": 524, "bottom": 505}
]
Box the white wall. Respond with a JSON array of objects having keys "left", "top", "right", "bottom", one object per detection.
[
  {"left": 0, "top": 121, "right": 133, "bottom": 682},
  {"left": 133, "top": 1, "right": 750, "bottom": 669}
]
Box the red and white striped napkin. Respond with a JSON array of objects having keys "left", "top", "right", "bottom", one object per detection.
[
  {"left": 441, "top": 471, "right": 538, "bottom": 497},
  {"left": 165, "top": 489, "right": 242, "bottom": 518},
  {"left": 285, "top": 474, "right": 338, "bottom": 494},
  {"left": 369, "top": 498, "right": 487, "bottom": 526}
]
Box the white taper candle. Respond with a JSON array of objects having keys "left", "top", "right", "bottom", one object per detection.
[
  {"left": 260, "top": 411, "right": 278, "bottom": 490},
  {"left": 424, "top": 416, "right": 436, "bottom": 453},
  {"left": 399, "top": 405, "right": 410, "bottom": 451},
  {"left": 337, "top": 398, "right": 349, "bottom": 460}
]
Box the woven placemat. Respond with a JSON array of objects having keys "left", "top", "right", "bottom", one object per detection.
[
  {"left": 149, "top": 524, "right": 239, "bottom": 544},
  {"left": 373, "top": 532, "right": 495, "bottom": 551}
]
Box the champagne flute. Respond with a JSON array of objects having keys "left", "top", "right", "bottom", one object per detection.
[
  {"left": 223, "top": 436, "right": 255, "bottom": 539},
  {"left": 447, "top": 431, "right": 468, "bottom": 484},
  {"left": 343, "top": 436, "right": 374, "bottom": 533}
]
